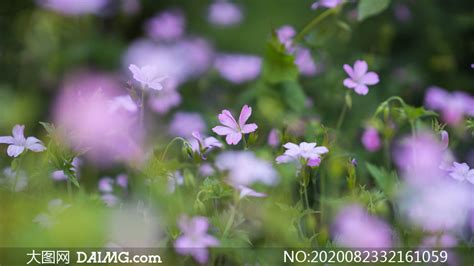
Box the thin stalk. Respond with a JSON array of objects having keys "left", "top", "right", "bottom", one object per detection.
[
  {"left": 223, "top": 198, "right": 239, "bottom": 237},
  {"left": 139, "top": 86, "right": 146, "bottom": 129},
  {"left": 336, "top": 101, "right": 348, "bottom": 130},
  {"left": 293, "top": 7, "right": 339, "bottom": 44},
  {"left": 161, "top": 137, "right": 186, "bottom": 161},
  {"left": 11, "top": 155, "right": 24, "bottom": 192},
  {"left": 242, "top": 136, "right": 248, "bottom": 150}
]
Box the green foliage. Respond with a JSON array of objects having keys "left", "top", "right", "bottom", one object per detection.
[
  {"left": 357, "top": 0, "right": 391, "bottom": 21},
  {"left": 262, "top": 32, "right": 298, "bottom": 83},
  {"left": 365, "top": 162, "right": 399, "bottom": 196},
  {"left": 282, "top": 81, "right": 307, "bottom": 113}
]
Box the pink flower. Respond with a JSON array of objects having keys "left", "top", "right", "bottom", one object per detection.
[
  {"left": 212, "top": 105, "right": 258, "bottom": 145},
  {"left": 128, "top": 64, "right": 168, "bottom": 91},
  {"left": 174, "top": 216, "right": 219, "bottom": 264},
  {"left": 311, "top": 0, "right": 342, "bottom": 10},
  {"left": 214, "top": 54, "right": 262, "bottom": 84},
  {"left": 36, "top": 0, "right": 108, "bottom": 16},
  {"left": 148, "top": 79, "right": 181, "bottom": 114},
  {"left": 276, "top": 142, "right": 329, "bottom": 167},
  {"left": 276, "top": 25, "right": 296, "bottom": 50},
  {"left": 424, "top": 86, "right": 473, "bottom": 125},
  {"left": 108, "top": 95, "right": 138, "bottom": 113},
  {"left": 361, "top": 127, "right": 381, "bottom": 152},
  {"left": 189, "top": 131, "right": 222, "bottom": 159},
  {"left": 343, "top": 60, "right": 379, "bottom": 95},
  {"left": 332, "top": 205, "right": 393, "bottom": 248},
  {"left": 0, "top": 125, "right": 46, "bottom": 157},
  {"left": 448, "top": 162, "right": 474, "bottom": 184},
  {"left": 145, "top": 9, "right": 185, "bottom": 41},
  {"left": 207, "top": 1, "right": 242, "bottom": 26},
  {"left": 267, "top": 129, "right": 280, "bottom": 148}
]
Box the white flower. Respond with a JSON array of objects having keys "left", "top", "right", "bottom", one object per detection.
[{"left": 0, "top": 125, "right": 46, "bottom": 157}]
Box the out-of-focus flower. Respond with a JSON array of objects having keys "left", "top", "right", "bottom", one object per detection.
[
  {"left": 351, "top": 158, "right": 358, "bottom": 166},
  {"left": 332, "top": 205, "right": 393, "bottom": 248},
  {"left": 0, "top": 125, "right": 46, "bottom": 158},
  {"left": 311, "top": 0, "right": 342, "bottom": 10},
  {"left": 398, "top": 181, "right": 471, "bottom": 232},
  {"left": 36, "top": 0, "right": 108, "bottom": 16},
  {"left": 361, "top": 127, "right": 381, "bottom": 152},
  {"left": 343, "top": 60, "right": 379, "bottom": 95},
  {"left": 294, "top": 48, "right": 317, "bottom": 76},
  {"left": 51, "top": 157, "right": 82, "bottom": 181},
  {"left": 276, "top": 25, "right": 296, "bottom": 50},
  {"left": 420, "top": 234, "right": 457, "bottom": 248},
  {"left": 121, "top": 0, "right": 140, "bottom": 15},
  {"left": 276, "top": 142, "right": 329, "bottom": 168},
  {"left": 216, "top": 151, "right": 279, "bottom": 186},
  {"left": 267, "top": 129, "right": 280, "bottom": 148},
  {"left": 167, "top": 171, "right": 184, "bottom": 193},
  {"left": 448, "top": 162, "right": 474, "bottom": 184},
  {"left": 440, "top": 130, "right": 449, "bottom": 150},
  {"left": 53, "top": 71, "right": 143, "bottom": 166},
  {"left": 33, "top": 199, "right": 70, "bottom": 229},
  {"left": 98, "top": 174, "right": 129, "bottom": 207},
  {"left": 207, "top": 1, "right": 242, "bottom": 26},
  {"left": 424, "top": 86, "right": 473, "bottom": 125},
  {"left": 145, "top": 9, "right": 185, "bottom": 41},
  {"left": 214, "top": 54, "right": 262, "bottom": 84},
  {"left": 123, "top": 38, "right": 213, "bottom": 85},
  {"left": 189, "top": 131, "right": 222, "bottom": 159},
  {"left": 1, "top": 167, "right": 28, "bottom": 192},
  {"left": 237, "top": 185, "right": 267, "bottom": 199},
  {"left": 109, "top": 95, "right": 138, "bottom": 113},
  {"left": 174, "top": 216, "right": 219, "bottom": 264},
  {"left": 129, "top": 64, "right": 167, "bottom": 91},
  {"left": 393, "top": 3, "right": 412, "bottom": 22},
  {"left": 169, "top": 112, "right": 206, "bottom": 138},
  {"left": 148, "top": 79, "right": 181, "bottom": 114},
  {"left": 199, "top": 163, "right": 215, "bottom": 177},
  {"left": 393, "top": 132, "right": 447, "bottom": 185},
  {"left": 212, "top": 105, "right": 258, "bottom": 145}
]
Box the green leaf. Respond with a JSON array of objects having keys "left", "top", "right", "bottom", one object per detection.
[
  {"left": 357, "top": 0, "right": 391, "bottom": 21},
  {"left": 262, "top": 32, "right": 298, "bottom": 83},
  {"left": 366, "top": 163, "right": 398, "bottom": 196},
  {"left": 282, "top": 81, "right": 307, "bottom": 113},
  {"left": 403, "top": 105, "right": 438, "bottom": 121}
]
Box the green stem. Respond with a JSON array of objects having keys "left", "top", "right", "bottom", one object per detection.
[
  {"left": 242, "top": 136, "right": 248, "bottom": 150},
  {"left": 140, "top": 86, "right": 146, "bottom": 128},
  {"left": 293, "top": 7, "right": 339, "bottom": 44},
  {"left": 161, "top": 137, "right": 187, "bottom": 161},
  {"left": 336, "top": 101, "right": 348, "bottom": 130},
  {"left": 67, "top": 179, "right": 72, "bottom": 200},
  {"left": 11, "top": 155, "right": 24, "bottom": 192},
  {"left": 223, "top": 200, "right": 239, "bottom": 237}
]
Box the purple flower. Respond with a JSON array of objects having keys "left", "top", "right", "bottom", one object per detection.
[
  {"left": 174, "top": 216, "right": 219, "bottom": 264},
  {"left": 98, "top": 174, "right": 128, "bottom": 206},
  {"left": 214, "top": 54, "right": 262, "bottom": 84},
  {"left": 294, "top": 48, "right": 317, "bottom": 76},
  {"left": 98, "top": 177, "right": 115, "bottom": 193},
  {"left": 276, "top": 25, "right": 296, "bottom": 50},
  {"left": 361, "top": 127, "right": 381, "bottom": 152},
  {"left": 393, "top": 132, "right": 447, "bottom": 185},
  {"left": 236, "top": 185, "right": 267, "bottom": 199},
  {"left": 216, "top": 151, "right": 279, "bottom": 186},
  {"left": 199, "top": 163, "right": 215, "bottom": 177},
  {"left": 332, "top": 205, "right": 393, "bottom": 248},
  {"left": 440, "top": 130, "right": 449, "bottom": 150},
  {"left": 36, "top": 0, "right": 108, "bottom": 16},
  {"left": 116, "top": 174, "right": 128, "bottom": 188},
  {"left": 145, "top": 9, "right": 185, "bottom": 41},
  {"left": 207, "top": 1, "right": 242, "bottom": 26},
  {"left": 129, "top": 64, "right": 168, "bottom": 91},
  {"left": 420, "top": 234, "right": 457, "bottom": 248},
  {"left": 109, "top": 95, "right": 138, "bottom": 113},
  {"left": 398, "top": 180, "right": 471, "bottom": 232},
  {"left": 148, "top": 79, "right": 181, "bottom": 114},
  {"left": 448, "top": 162, "right": 474, "bottom": 184},
  {"left": 169, "top": 112, "right": 206, "bottom": 138},
  {"left": 343, "top": 60, "right": 379, "bottom": 95},
  {"left": 276, "top": 142, "right": 329, "bottom": 168},
  {"left": 267, "top": 129, "right": 280, "bottom": 148},
  {"left": 212, "top": 105, "right": 258, "bottom": 145},
  {"left": 189, "top": 131, "right": 222, "bottom": 158},
  {"left": 424, "top": 86, "right": 473, "bottom": 125},
  {"left": 311, "top": 0, "right": 342, "bottom": 10},
  {"left": 0, "top": 125, "right": 46, "bottom": 158}
]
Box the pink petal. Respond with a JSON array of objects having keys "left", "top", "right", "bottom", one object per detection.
[
  {"left": 353, "top": 60, "right": 368, "bottom": 77},
  {"left": 361, "top": 72, "right": 379, "bottom": 85},
  {"left": 225, "top": 132, "right": 242, "bottom": 145},
  {"left": 241, "top": 123, "right": 257, "bottom": 134},
  {"left": 0, "top": 136, "right": 14, "bottom": 144},
  {"left": 212, "top": 126, "right": 235, "bottom": 136},
  {"left": 343, "top": 78, "right": 357, "bottom": 89},
  {"left": 7, "top": 145, "right": 25, "bottom": 157},
  {"left": 218, "top": 110, "right": 238, "bottom": 129},
  {"left": 343, "top": 64, "right": 354, "bottom": 78},
  {"left": 238, "top": 105, "right": 252, "bottom": 128},
  {"left": 354, "top": 84, "right": 369, "bottom": 95}
]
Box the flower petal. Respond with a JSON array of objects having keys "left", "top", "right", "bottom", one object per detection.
[
  {"left": 314, "top": 146, "right": 329, "bottom": 154},
  {"left": 343, "top": 64, "right": 354, "bottom": 78},
  {"left": 7, "top": 145, "right": 25, "bottom": 157},
  {"left": 218, "top": 110, "right": 238, "bottom": 129},
  {"left": 25, "top": 137, "right": 46, "bottom": 152},
  {"left": 354, "top": 84, "right": 369, "bottom": 95},
  {"left": 0, "top": 136, "right": 15, "bottom": 144},
  {"left": 343, "top": 78, "right": 357, "bottom": 89},
  {"left": 238, "top": 105, "right": 252, "bottom": 128},
  {"left": 353, "top": 60, "right": 368, "bottom": 78},
  {"left": 225, "top": 132, "right": 242, "bottom": 145},
  {"left": 12, "top": 125, "right": 25, "bottom": 141},
  {"left": 361, "top": 72, "right": 379, "bottom": 85},
  {"left": 241, "top": 123, "right": 257, "bottom": 134},
  {"left": 212, "top": 126, "right": 234, "bottom": 136}
]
